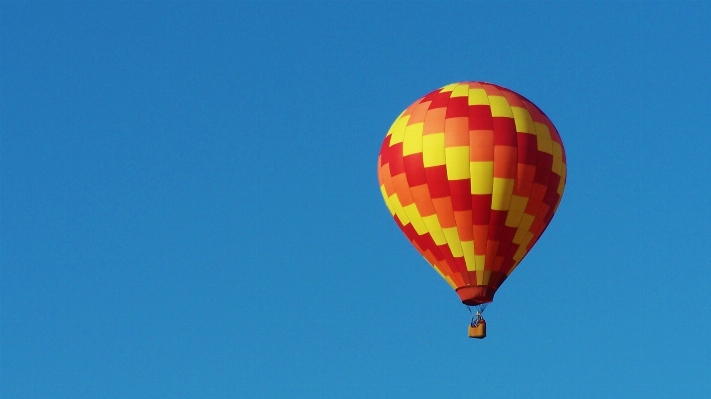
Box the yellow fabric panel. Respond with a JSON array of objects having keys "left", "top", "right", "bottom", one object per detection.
[
  {"left": 513, "top": 232, "right": 534, "bottom": 262},
  {"left": 422, "top": 214, "right": 447, "bottom": 246},
  {"left": 443, "top": 274, "right": 457, "bottom": 289},
  {"left": 468, "top": 88, "right": 489, "bottom": 105},
  {"left": 440, "top": 83, "right": 458, "bottom": 92},
  {"left": 533, "top": 122, "right": 553, "bottom": 154},
  {"left": 388, "top": 116, "right": 409, "bottom": 146},
  {"left": 484, "top": 270, "right": 491, "bottom": 285},
  {"left": 505, "top": 195, "right": 528, "bottom": 227},
  {"left": 461, "top": 241, "right": 476, "bottom": 271},
  {"left": 551, "top": 142, "right": 563, "bottom": 175},
  {"left": 508, "top": 195, "right": 528, "bottom": 214},
  {"left": 385, "top": 111, "right": 406, "bottom": 137},
  {"left": 403, "top": 123, "right": 424, "bottom": 156},
  {"left": 476, "top": 270, "right": 491, "bottom": 285},
  {"left": 513, "top": 213, "right": 535, "bottom": 244},
  {"left": 445, "top": 146, "right": 470, "bottom": 180},
  {"left": 475, "top": 255, "right": 486, "bottom": 271},
  {"left": 557, "top": 165, "right": 567, "bottom": 195},
  {"left": 380, "top": 185, "right": 395, "bottom": 216},
  {"left": 505, "top": 211, "right": 524, "bottom": 228},
  {"left": 512, "top": 248, "right": 528, "bottom": 264},
  {"left": 470, "top": 162, "right": 494, "bottom": 194},
  {"left": 403, "top": 203, "right": 428, "bottom": 235},
  {"left": 442, "top": 227, "right": 464, "bottom": 257},
  {"left": 512, "top": 106, "right": 536, "bottom": 134},
  {"left": 491, "top": 178, "right": 514, "bottom": 210},
  {"left": 388, "top": 193, "right": 411, "bottom": 226},
  {"left": 422, "top": 133, "right": 446, "bottom": 167},
  {"left": 433, "top": 266, "right": 445, "bottom": 279},
  {"left": 506, "top": 262, "right": 521, "bottom": 277},
  {"left": 488, "top": 96, "right": 513, "bottom": 118},
  {"left": 451, "top": 84, "right": 469, "bottom": 98}
]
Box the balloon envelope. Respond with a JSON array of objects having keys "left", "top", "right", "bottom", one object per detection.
[{"left": 377, "top": 82, "right": 566, "bottom": 305}]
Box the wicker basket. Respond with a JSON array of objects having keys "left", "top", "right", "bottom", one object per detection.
[{"left": 468, "top": 320, "right": 486, "bottom": 339}]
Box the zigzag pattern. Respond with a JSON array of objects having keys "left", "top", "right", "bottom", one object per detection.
[{"left": 378, "top": 82, "right": 566, "bottom": 305}]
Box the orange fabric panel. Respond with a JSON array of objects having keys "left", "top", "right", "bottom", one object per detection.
[
  {"left": 469, "top": 130, "right": 494, "bottom": 161},
  {"left": 493, "top": 146, "right": 517, "bottom": 178},
  {"left": 444, "top": 118, "right": 470, "bottom": 146},
  {"left": 454, "top": 210, "right": 474, "bottom": 241},
  {"left": 423, "top": 108, "right": 447, "bottom": 135},
  {"left": 408, "top": 101, "right": 431, "bottom": 125},
  {"left": 431, "top": 197, "right": 457, "bottom": 228},
  {"left": 409, "top": 184, "right": 436, "bottom": 216}
]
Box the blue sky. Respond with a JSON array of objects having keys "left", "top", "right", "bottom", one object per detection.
[{"left": 2, "top": 2, "right": 710, "bottom": 398}]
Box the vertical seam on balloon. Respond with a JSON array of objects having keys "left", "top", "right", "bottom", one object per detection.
[
  {"left": 444, "top": 82, "right": 474, "bottom": 287},
  {"left": 425, "top": 84, "right": 471, "bottom": 287},
  {"left": 492, "top": 88, "right": 530, "bottom": 278},
  {"left": 483, "top": 84, "right": 516, "bottom": 285},
  {"left": 483, "top": 86, "right": 498, "bottom": 284},
  {"left": 447, "top": 82, "right": 474, "bottom": 287},
  {"left": 467, "top": 81, "right": 494, "bottom": 287}
]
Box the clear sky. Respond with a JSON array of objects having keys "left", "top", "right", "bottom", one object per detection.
[{"left": 2, "top": 2, "right": 710, "bottom": 398}]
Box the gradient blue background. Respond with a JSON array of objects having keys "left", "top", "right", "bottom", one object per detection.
[{"left": 2, "top": 2, "right": 710, "bottom": 398}]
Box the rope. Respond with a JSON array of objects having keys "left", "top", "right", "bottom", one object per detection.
[{"left": 466, "top": 304, "right": 488, "bottom": 328}]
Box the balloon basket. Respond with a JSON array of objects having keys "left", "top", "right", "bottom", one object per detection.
[{"left": 468, "top": 320, "right": 486, "bottom": 339}]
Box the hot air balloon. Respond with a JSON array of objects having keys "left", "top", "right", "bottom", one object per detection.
[{"left": 377, "top": 82, "right": 566, "bottom": 338}]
